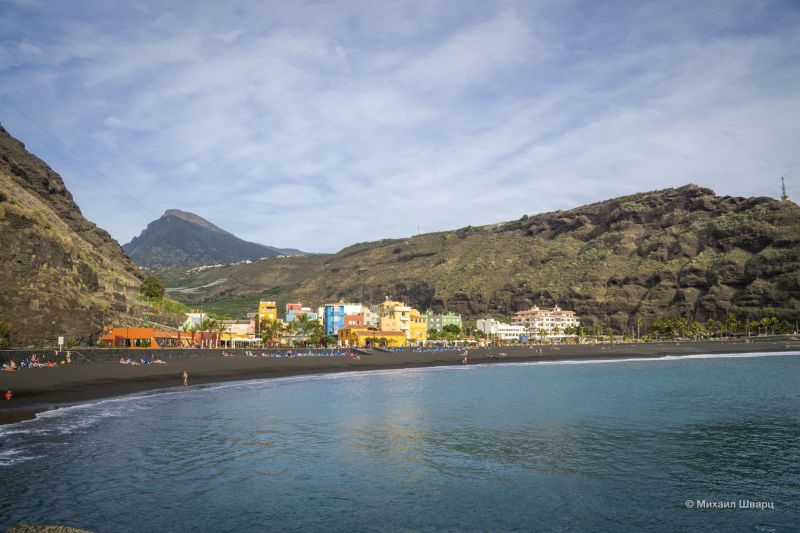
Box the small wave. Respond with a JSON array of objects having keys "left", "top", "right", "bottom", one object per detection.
[
  {"left": 476, "top": 350, "right": 799, "bottom": 369},
  {"left": 1, "top": 350, "right": 795, "bottom": 443},
  {"left": 0, "top": 447, "right": 40, "bottom": 466}
]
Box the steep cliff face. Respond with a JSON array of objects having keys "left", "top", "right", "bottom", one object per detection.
[
  {"left": 161, "top": 185, "right": 800, "bottom": 330},
  {"left": 0, "top": 124, "right": 144, "bottom": 347},
  {"left": 123, "top": 209, "right": 303, "bottom": 268}
]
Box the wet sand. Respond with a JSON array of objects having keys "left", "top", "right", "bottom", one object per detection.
[{"left": 1, "top": 339, "right": 798, "bottom": 425}]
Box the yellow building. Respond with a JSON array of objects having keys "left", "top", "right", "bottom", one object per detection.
[
  {"left": 378, "top": 300, "right": 410, "bottom": 337},
  {"left": 258, "top": 301, "right": 277, "bottom": 322},
  {"left": 339, "top": 327, "right": 407, "bottom": 348},
  {"left": 379, "top": 300, "right": 427, "bottom": 343},
  {"left": 409, "top": 309, "right": 428, "bottom": 343}
]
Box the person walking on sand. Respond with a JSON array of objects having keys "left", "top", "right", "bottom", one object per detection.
[{"left": 182, "top": 370, "right": 188, "bottom": 387}]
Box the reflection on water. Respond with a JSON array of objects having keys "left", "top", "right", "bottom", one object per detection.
[{"left": 1, "top": 355, "right": 798, "bottom": 531}]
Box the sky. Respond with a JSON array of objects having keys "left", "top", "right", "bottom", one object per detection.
[{"left": 1, "top": 0, "right": 799, "bottom": 253}]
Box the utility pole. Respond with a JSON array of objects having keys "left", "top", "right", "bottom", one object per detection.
[{"left": 781, "top": 176, "right": 789, "bottom": 201}]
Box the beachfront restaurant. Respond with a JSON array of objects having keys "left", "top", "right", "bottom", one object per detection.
[
  {"left": 100, "top": 327, "right": 223, "bottom": 348},
  {"left": 100, "top": 327, "right": 184, "bottom": 348}
]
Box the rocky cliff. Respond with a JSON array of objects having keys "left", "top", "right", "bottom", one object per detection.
[
  {"left": 123, "top": 209, "right": 303, "bottom": 268},
  {"left": 0, "top": 124, "right": 144, "bottom": 347},
  {"left": 160, "top": 185, "right": 800, "bottom": 330}
]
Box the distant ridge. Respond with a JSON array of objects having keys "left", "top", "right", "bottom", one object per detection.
[
  {"left": 161, "top": 184, "right": 800, "bottom": 327},
  {"left": 123, "top": 210, "right": 303, "bottom": 268}
]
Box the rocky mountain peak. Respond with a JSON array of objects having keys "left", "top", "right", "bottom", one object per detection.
[
  {"left": 162, "top": 209, "right": 228, "bottom": 234},
  {"left": 123, "top": 210, "right": 303, "bottom": 268}
]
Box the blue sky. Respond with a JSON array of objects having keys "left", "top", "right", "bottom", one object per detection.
[{"left": 1, "top": 0, "right": 799, "bottom": 253}]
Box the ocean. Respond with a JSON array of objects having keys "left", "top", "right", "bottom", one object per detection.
[{"left": 1, "top": 352, "right": 798, "bottom": 531}]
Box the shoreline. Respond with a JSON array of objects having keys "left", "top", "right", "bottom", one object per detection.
[{"left": 2, "top": 339, "right": 799, "bottom": 426}]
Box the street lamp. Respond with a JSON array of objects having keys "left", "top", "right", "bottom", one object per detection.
[{"left": 51, "top": 320, "right": 56, "bottom": 349}]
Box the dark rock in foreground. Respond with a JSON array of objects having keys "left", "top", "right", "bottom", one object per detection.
[{"left": 8, "top": 525, "right": 94, "bottom": 533}]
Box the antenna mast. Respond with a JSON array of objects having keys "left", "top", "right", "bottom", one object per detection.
[{"left": 781, "top": 176, "right": 788, "bottom": 201}]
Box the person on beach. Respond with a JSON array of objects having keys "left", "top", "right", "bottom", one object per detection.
[{"left": 182, "top": 370, "right": 189, "bottom": 386}]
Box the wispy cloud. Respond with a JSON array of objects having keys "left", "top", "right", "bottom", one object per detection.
[{"left": 1, "top": 0, "right": 799, "bottom": 252}]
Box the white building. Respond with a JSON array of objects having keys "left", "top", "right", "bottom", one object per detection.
[
  {"left": 343, "top": 303, "right": 363, "bottom": 315},
  {"left": 182, "top": 312, "right": 208, "bottom": 330},
  {"left": 220, "top": 320, "right": 255, "bottom": 336},
  {"left": 512, "top": 305, "right": 580, "bottom": 338},
  {"left": 476, "top": 318, "right": 527, "bottom": 341},
  {"left": 360, "top": 308, "right": 379, "bottom": 328}
]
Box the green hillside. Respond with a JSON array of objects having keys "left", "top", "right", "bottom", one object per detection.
[{"left": 158, "top": 185, "right": 800, "bottom": 332}]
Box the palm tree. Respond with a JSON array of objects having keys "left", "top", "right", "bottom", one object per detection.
[
  {"left": 180, "top": 323, "right": 190, "bottom": 346},
  {"left": 538, "top": 328, "right": 548, "bottom": 342},
  {"left": 199, "top": 318, "right": 218, "bottom": 348},
  {"left": 295, "top": 314, "right": 313, "bottom": 342},
  {"left": 283, "top": 321, "right": 297, "bottom": 347},
  {"left": 213, "top": 320, "right": 228, "bottom": 349},
  {"left": 260, "top": 320, "right": 284, "bottom": 346},
  {"left": 722, "top": 313, "right": 739, "bottom": 337},
  {"left": 303, "top": 320, "right": 324, "bottom": 347},
  {"left": 189, "top": 324, "right": 199, "bottom": 346}
]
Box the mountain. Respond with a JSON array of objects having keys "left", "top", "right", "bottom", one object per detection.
[
  {"left": 159, "top": 185, "right": 800, "bottom": 330},
  {"left": 123, "top": 210, "right": 303, "bottom": 268},
  {"left": 0, "top": 124, "right": 145, "bottom": 347}
]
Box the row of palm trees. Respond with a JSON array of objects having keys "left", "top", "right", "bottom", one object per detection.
[
  {"left": 180, "top": 317, "right": 227, "bottom": 348},
  {"left": 179, "top": 314, "right": 338, "bottom": 348},
  {"left": 259, "top": 314, "right": 334, "bottom": 347}
]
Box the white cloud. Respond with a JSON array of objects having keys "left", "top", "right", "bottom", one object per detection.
[
  {"left": 0, "top": 0, "right": 798, "bottom": 253},
  {"left": 400, "top": 10, "right": 535, "bottom": 91}
]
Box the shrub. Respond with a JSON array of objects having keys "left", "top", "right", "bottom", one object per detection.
[{"left": 140, "top": 276, "right": 166, "bottom": 299}]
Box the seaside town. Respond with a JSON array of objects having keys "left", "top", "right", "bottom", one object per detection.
[
  {"left": 2, "top": 2, "right": 800, "bottom": 531},
  {"left": 98, "top": 300, "right": 582, "bottom": 350}
]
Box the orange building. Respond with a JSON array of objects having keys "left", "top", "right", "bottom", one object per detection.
[
  {"left": 344, "top": 314, "right": 364, "bottom": 328},
  {"left": 100, "top": 327, "right": 212, "bottom": 348}
]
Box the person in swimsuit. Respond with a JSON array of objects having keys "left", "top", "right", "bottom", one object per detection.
[{"left": 182, "top": 370, "right": 188, "bottom": 386}]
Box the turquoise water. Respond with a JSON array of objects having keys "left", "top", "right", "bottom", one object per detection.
[{"left": 1, "top": 353, "right": 798, "bottom": 531}]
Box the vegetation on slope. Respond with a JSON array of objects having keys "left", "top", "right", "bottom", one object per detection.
[
  {"left": 160, "top": 185, "right": 799, "bottom": 332},
  {"left": 0, "top": 124, "right": 148, "bottom": 346}
]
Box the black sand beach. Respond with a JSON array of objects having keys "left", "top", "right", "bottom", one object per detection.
[{"left": 1, "top": 339, "right": 799, "bottom": 425}]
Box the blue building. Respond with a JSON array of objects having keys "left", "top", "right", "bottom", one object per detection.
[{"left": 324, "top": 304, "right": 346, "bottom": 336}]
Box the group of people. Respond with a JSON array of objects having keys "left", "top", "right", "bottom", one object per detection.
[
  {"left": 119, "top": 357, "right": 167, "bottom": 365},
  {"left": 226, "top": 349, "right": 355, "bottom": 358},
  {"left": 412, "top": 346, "right": 466, "bottom": 353},
  {"left": 2, "top": 352, "right": 72, "bottom": 372}
]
